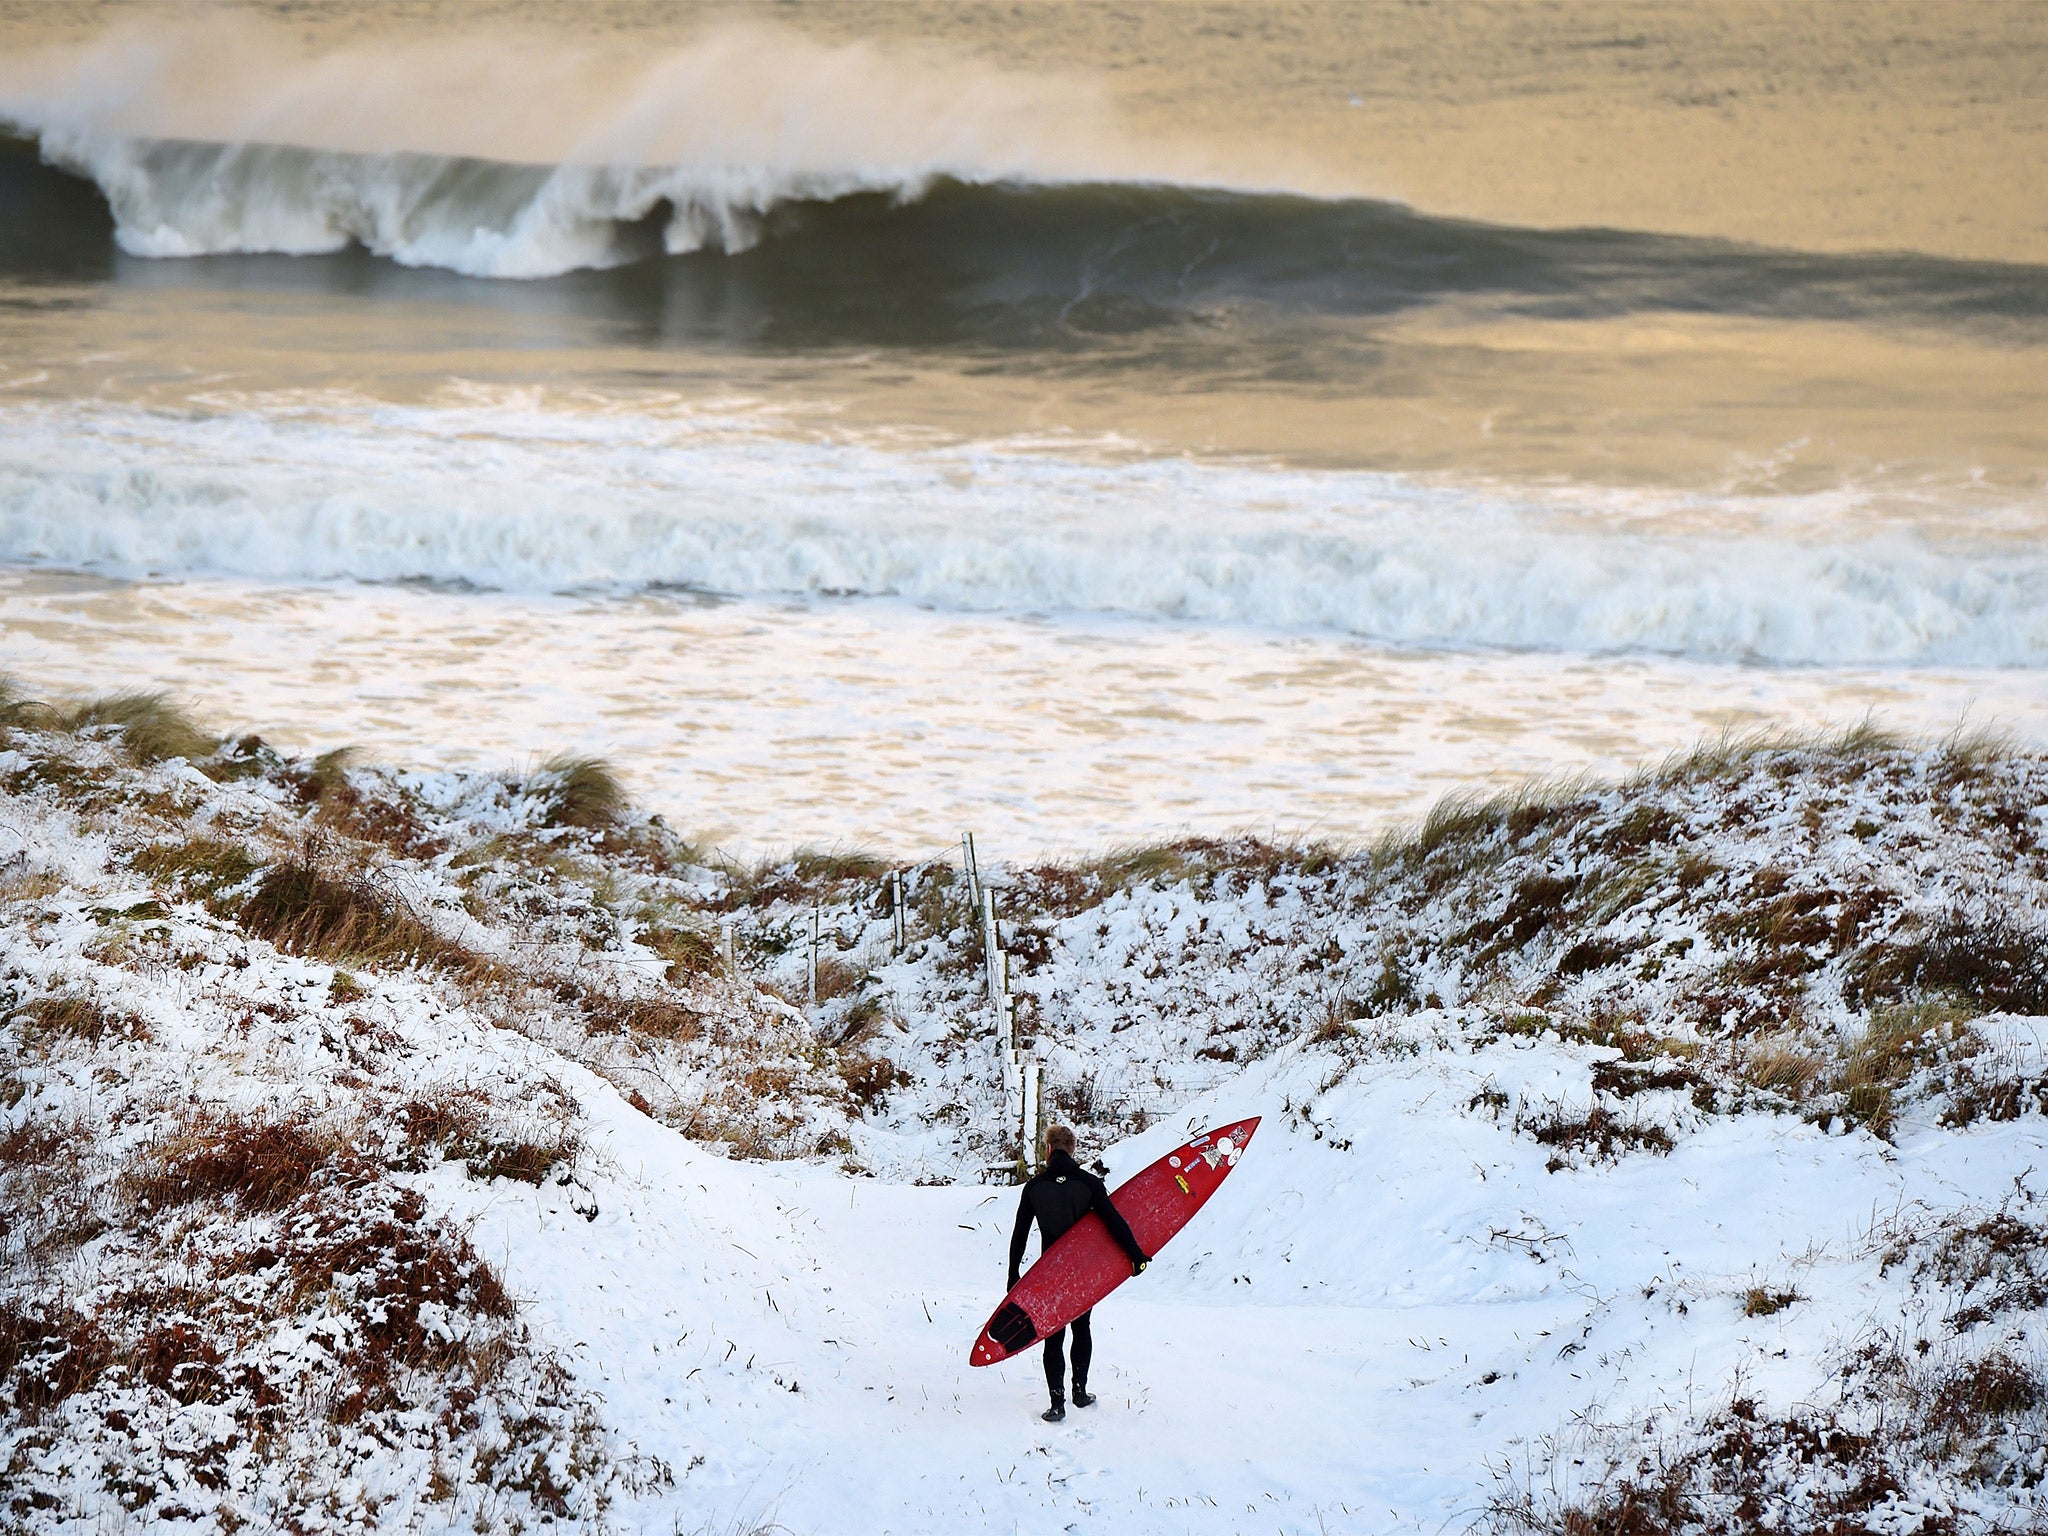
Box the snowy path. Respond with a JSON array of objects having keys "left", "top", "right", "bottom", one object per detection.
[{"left": 436, "top": 1030, "right": 2048, "bottom": 1535}]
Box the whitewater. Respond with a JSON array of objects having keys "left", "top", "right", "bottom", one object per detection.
[
  {"left": 4, "top": 383, "right": 2043, "bottom": 854},
  {"left": 0, "top": 7, "right": 2043, "bottom": 851},
  {"left": 2, "top": 394, "right": 2041, "bottom": 666}
]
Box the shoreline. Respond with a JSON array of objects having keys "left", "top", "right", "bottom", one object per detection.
[{"left": 6, "top": 575, "right": 2042, "bottom": 862}]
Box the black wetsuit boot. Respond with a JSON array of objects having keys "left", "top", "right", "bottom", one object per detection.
[{"left": 1042, "top": 1322, "right": 1069, "bottom": 1419}]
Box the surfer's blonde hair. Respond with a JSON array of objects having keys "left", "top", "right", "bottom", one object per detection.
[{"left": 1045, "top": 1125, "right": 1076, "bottom": 1155}]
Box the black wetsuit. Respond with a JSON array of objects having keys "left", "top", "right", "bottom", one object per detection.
[{"left": 1008, "top": 1149, "right": 1148, "bottom": 1401}]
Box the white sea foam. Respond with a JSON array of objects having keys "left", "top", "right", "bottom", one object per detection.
[
  {"left": 1, "top": 21, "right": 1189, "bottom": 278},
  {"left": 29, "top": 129, "right": 939, "bottom": 276},
  {"left": 0, "top": 395, "right": 2041, "bottom": 667}
]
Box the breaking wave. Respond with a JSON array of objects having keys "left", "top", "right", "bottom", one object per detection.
[
  {"left": 0, "top": 397, "right": 2042, "bottom": 667},
  {"left": 3, "top": 22, "right": 2045, "bottom": 324},
  {"left": 26, "top": 128, "right": 944, "bottom": 278},
  {"left": 5, "top": 135, "right": 2045, "bottom": 343},
  {"left": 0, "top": 18, "right": 1164, "bottom": 280}
]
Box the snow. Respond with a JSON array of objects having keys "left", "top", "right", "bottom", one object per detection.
[
  {"left": 4, "top": 721, "right": 2046, "bottom": 1532},
  {"left": 404, "top": 1025, "right": 2039, "bottom": 1533}
]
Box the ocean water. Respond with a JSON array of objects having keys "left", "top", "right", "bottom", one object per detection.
[{"left": 1, "top": 1, "right": 2043, "bottom": 854}]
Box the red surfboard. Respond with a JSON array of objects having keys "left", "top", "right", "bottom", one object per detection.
[{"left": 969, "top": 1116, "right": 1260, "bottom": 1367}]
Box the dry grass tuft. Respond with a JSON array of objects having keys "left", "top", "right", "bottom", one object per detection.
[
  {"left": 394, "top": 1092, "right": 487, "bottom": 1161},
  {"left": 1646, "top": 718, "right": 1908, "bottom": 790},
  {"left": 288, "top": 744, "right": 359, "bottom": 804},
  {"left": 0, "top": 1115, "right": 83, "bottom": 1167},
  {"left": 536, "top": 753, "right": 627, "bottom": 830},
  {"left": 586, "top": 995, "right": 705, "bottom": 1041},
  {"left": 1851, "top": 911, "right": 2048, "bottom": 1015},
  {"left": 133, "top": 1320, "right": 230, "bottom": 1406},
  {"left": 1011, "top": 836, "right": 1332, "bottom": 919},
  {"left": 833, "top": 994, "right": 887, "bottom": 1045},
  {"left": 1885, "top": 1204, "right": 2048, "bottom": 1323},
  {"left": 0, "top": 1298, "right": 112, "bottom": 1408},
  {"left": 1929, "top": 1350, "right": 2041, "bottom": 1422},
  {"left": 392, "top": 1092, "right": 580, "bottom": 1183},
  {"left": 1587, "top": 1055, "right": 1707, "bottom": 1100},
  {"left": 132, "top": 835, "right": 263, "bottom": 899},
  {"left": 1377, "top": 776, "right": 1594, "bottom": 873},
  {"left": 56, "top": 689, "right": 220, "bottom": 764},
  {"left": 281, "top": 747, "right": 450, "bottom": 856},
  {"left": 238, "top": 852, "right": 488, "bottom": 978},
  {"left": 1940, "top": 1049, "right": 2048, "bottom": 1127},
  {"left": 840, "top": 1052, "right": 909, "bottom": 1108},
  {"left": 643, "top": 923, "right": 721, "bottom": 981},
  {"left": 1741, "top": 1040, "right": 1824, "bottom": 1100},
  {"left": 721, "top": 846, "right": 892, "bottom": 909},
  {"left": 0, "top": 672, "right": 53, "bottom": 731},
  {"left": 1309, "top": 996, "right": 1359, "bottom": 1046},
  {"left": 1936, "top": 721, "right": 2018, "bottom": 772},
  {"left": 129, "top": 1110, "right": 360, "bottom": 1213},
  {"left": 14, "top": 993, "right": 149, "bottom": 1045},
  {"left": 315, "top": 771, "right": 448, "bottom": 858},
  {"left": 1084, "top": 842, "right": 1199, "bottom": 894},
  {"left": 812, "top": 955, "right": 866, "bottom": 1003},
  {"left": 201, "top": 732, "right": 283, "bottom": 783},
  {"left": 790, "top": 848, "right": 891, "bottom": 883},
  {"left": 1740, "top": 1285, "right": 1802, "bottom": 1317},
  {"left": 463, "top": 1126, "right": 580, "bottom": 1185},
  {"left": 281, "top": 1188, "right": 514, "bottom": 1382},
  {"left": 1829, "top": 1002, "right": 1978, "bottom": 1139},
  {"left": 1519, "top": 1103, "right": 1675, "bottom": 1169},
  {"left": 0, "top": 865, "right": 62, "bottom": 905}
]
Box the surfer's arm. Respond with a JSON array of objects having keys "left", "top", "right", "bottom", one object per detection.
[
  {"left": 1006, "top": 1192, "right": 1033, "bottom": 1290},
  {"left": 1088, "top": 1180, "right": 1149, "bottom": 1270}
]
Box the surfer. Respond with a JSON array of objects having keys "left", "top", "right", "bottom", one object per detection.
[{"left": 1007, "top": 1124, "right": 1150, "bottom": 1422}]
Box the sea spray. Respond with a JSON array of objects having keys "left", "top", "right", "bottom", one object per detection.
[{"left": 0, "top": 18, "right": 1180, "bottom": 277}]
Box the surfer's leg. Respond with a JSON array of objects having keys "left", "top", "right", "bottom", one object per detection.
[
  {"left": 1042, "top": 1323, "right": 1068, "bottom": 1401},
  {"left": 1070, "top": 1311, "right": 1095, "bottom": 1404}
]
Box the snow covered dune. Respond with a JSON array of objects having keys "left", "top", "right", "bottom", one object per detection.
[
  {"left": 2, "top": 688, "right": 2045, "bottom": 1532},
  {"left": 452, "top": 1019, "right": 2046, "bottom": 1533}
]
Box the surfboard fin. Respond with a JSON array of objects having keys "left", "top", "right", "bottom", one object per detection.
[{"left": 989, "top": 1301, "right": 1037, "bottom": 1353}]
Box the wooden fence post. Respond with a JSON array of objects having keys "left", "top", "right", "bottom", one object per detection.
[
  {"left": 1020, "top": 1048, "right": 1041, "bottom": 1163},
  {"left": 982, "top": 886, "right": 1000, "bottom": 1002}
]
